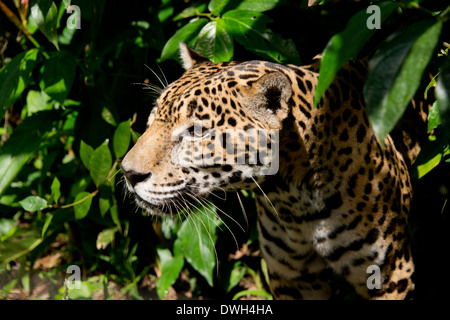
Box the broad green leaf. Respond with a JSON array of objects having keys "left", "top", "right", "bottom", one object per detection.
[
  {"left": 113, "top": 119, "right": 131, "bottom": 159},
  {"left": 0, "top": 49, "right": 39, "bottom": 117},
  {"left": 226, "top": 262, "right": 246, "bottom": 293},
  {"left": 160, "top": 18, "right": 209, "bottom": 63},
  {"left": 50, "top": 177, "right": 61, "bottom": 205},
  {"left": 99, "top": 185, "right": 113, "bottom": 217},
  {"left": 173, "top": 3, "right": 208, "bottom": 21},
  {"left": 364, "top": 20, "right": 443, "bottom": 143},
  {"left": 67, "top": 281, "right": 102, "bottom": 300},
  {"left": 156, "top": 248, "right": 185, "bottom": 299},
  {"left": 314, "top": 2, "right": 398, "bottom": 107},
  {"left": 428, "top": 101, "right": 441, "bottom": 133},
  {"left": 436, "top": 56, "right": 450, "bottom": 137},
  {"left": 19, "top": 196, "right": 48, "bottom": 212},
  {"left": 0, "top": 227, "right": 43, "bottom": 265},
  {"left": 79, "top": 140, "right": 94, "bottom": 171},
  {"left": 25, "top": 90, "right": 53, "bottom": 117},
  {"left": 31, "top": 0, "right": 60, "bottom": 50},
  {"left": 0, "top": 218, "right": 17, "bottom": 242},
  {"left": 101, "top": 105, "right": 118, "bottom": 126},
  {"left": 39, "top": 51, "right": 77, "bottom": 103},
  {"left": 209, "top": 0, "right": 280, "bottom": 15},
  {"left": 222, "top": 10, "right": 300, "bottom": 65},
  {"left": 96, "top": 227, "right": 118, "bottom": 250},
  {"left": 73, "top": 191, "right": 93, "bottom": 220},
  {"left": 0, "top": 111, "right": 58, "bottom": 197},
  {"left": 176, "top": 205, "right": 220, "bottom": 286},
  {"left": 89, "top": 140, "right": 113, "bottom": 187},
  {"left": 209, "top": 0, "right": 229, "bottom": 15},
  {"left": 413, "top": 135, "right": 450, "bottom": 179},
  {"left": 194, "top": 20, "right": 234, "bottom": 63}
]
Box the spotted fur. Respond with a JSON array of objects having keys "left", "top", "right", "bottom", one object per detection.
[{"left": 122, "top": 43, "right": 418, "bottom": 299}]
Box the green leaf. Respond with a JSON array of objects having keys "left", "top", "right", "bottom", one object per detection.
[
  {"left": 160, "top": 18, "right": 209, "bottom": 63},
  {"left": 0, "top": 111, "right": 58, "bottom": 197},
  {"left": 96, "top": 227, "right": 118, "bottom": 250},
  {"left": 173, "top": 3, "right": 208, "bottom": 21},
  {"left": 19, "top": 196, "right": 48, "bottom": 212},
  {"left": 194, "top": 19, "right": 234, "bottom": 63},
  {"left": 31, "top": 0, "right": 60, "bottom": 50},
  {"left": 413, "top": 134, "right": 450, "bottom": 179},
  {"left": 436, "top": 56, "right": 450, "bottom": 137},
  {"left": 314, "top": 2, "right": 398, "bottom": 107},
  {"left": 176, "top": 204, "right": 220, "bottom": 287},
  {"left": 156, "top": 248, "right": 184, "bottom": 299},
  {"left": 50, "top": 177, "right": 61, "bottom": 205},
  {"left": 39, "top": 51, "right": 77, "bottom": 103},
  {"left": 428, "top": 101, "right": 441, "bottom": 133},
  {"left": 41, "top": 213, "right": 53, "bottom": 237},
  {"left": 89, "top": 140, "right": 113, "bottom": 187},
  {"left": 79, "top": 140, "right": 94, "bottom": 171},
  {"left": 209, "top": 0, "right": 229, "bottom": 15},
  {"left": 0, "top": 227, "right": 43, "bottom": 265},
  {"left": 234, "top": 0, "right": 280, "bottom": 12},
  {"left": 226, "top": 262, "right": 246, "bottom": 292},
  {"left": 73, "top": 191, "right": 93, "bottom": 220},
  {"left": 222, "top": 10, "right": 300, "bottom": 64},
  {"left": 209, "top": 0, "right": 280, "bottom": 15},
  {"left": 0, "top": 49, "right": 39, "bottom": 117},
  {"left": 364, "top": 20, "right": 443, "bottom": 143},
  {"left": 0, "top": 218, "right": 17, "bottom": 242},
  {"left": 25, "top": 90, "right": 54, "bottom": 117},
  {"left": 99, "top": 186, "right": 113, "bottom": 217},
  {"left": 113, "top": 119, "right": 131, "bottom": 159}
]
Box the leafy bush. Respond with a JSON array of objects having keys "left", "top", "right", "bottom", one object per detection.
[{"left": 0, "top": 0, "right": 449, "bottom": 300}]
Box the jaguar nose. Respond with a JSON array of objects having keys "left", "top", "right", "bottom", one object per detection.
[{"left": 122, "top": 168, "right": 152, "bottom": 187}]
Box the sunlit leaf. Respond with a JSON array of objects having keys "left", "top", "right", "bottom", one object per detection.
[
  {"left": 156, "top": 248, "right": 184, "bottom": 299},
  {"left": 194, "top": 19, "right": 233, "bottom": 63},
  {"left": 160, "top": 18, "right": 209, "bottom": 63},
  {"left": 73, "top": 191, "right": 93, "bottom": 220},
  {"left": 428, "top": 101, "right": 441, "bottom": 133},
  {"left": 176, "top": 204, "right": 220, "bottom": 286},
  {"left": 314, "top": 2, "right": 398, "bottom": 107},
  {"left": 0, "top": 49, "right": 39, "bottom": 117},
  {"left": 39, "top": 50, "right": 77, "bottom": 103},
  {"left": 0, "top": 111, "right": 58, "bottom": 197},
  {"left": 113, "top": 119, "right": 131, "bottom": 159},
  {"left": 364, "top": 20, "right": 443, "bottom": 143},
  {"left": 79, "top": 140, "right": 94, "bottom": 171},
  {"left": 89, "top": 140, "right": 113, "bottom": 187},
  {"left": 50, "top": 177, "right": 61, "bottom": 205},
  {"left": 31, "top": 0, "right": 60, "bottom": 50},
  {"left": 96, "top": 227, "right": 118, "bottom": 250},
  {"left": 19, "top": 196, "right": 48, "bottom": 212},
  {"left": 223, "top": 10, "right": 300, "bottom": 64}
]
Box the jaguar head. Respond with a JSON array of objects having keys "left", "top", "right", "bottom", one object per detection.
[{"left": 121, "top": 43, "right": 293, "bottom": 215}]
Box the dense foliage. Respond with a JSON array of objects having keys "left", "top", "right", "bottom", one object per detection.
[{"left": 0, "top": 0, "right": 449, "bottom": 300}]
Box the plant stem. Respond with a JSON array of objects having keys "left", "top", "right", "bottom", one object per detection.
[{"left": 0, "top": 0, "right": 49, "bottom": 59}]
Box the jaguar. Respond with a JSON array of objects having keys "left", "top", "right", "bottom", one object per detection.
[{"left": 121, "top": 42, "right": 425, "bottom": 299}]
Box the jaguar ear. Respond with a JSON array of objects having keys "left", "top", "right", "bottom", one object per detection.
[
  {"left": 245, "top": 72, "right": 293, "bottom": 128},
  {"left": 179, "top": 42, "right": 210, "bottom": 70}
]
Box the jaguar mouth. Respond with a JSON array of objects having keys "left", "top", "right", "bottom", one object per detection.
[{"left": 132, "top": 187, "right": 205, "bottom": 216}]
